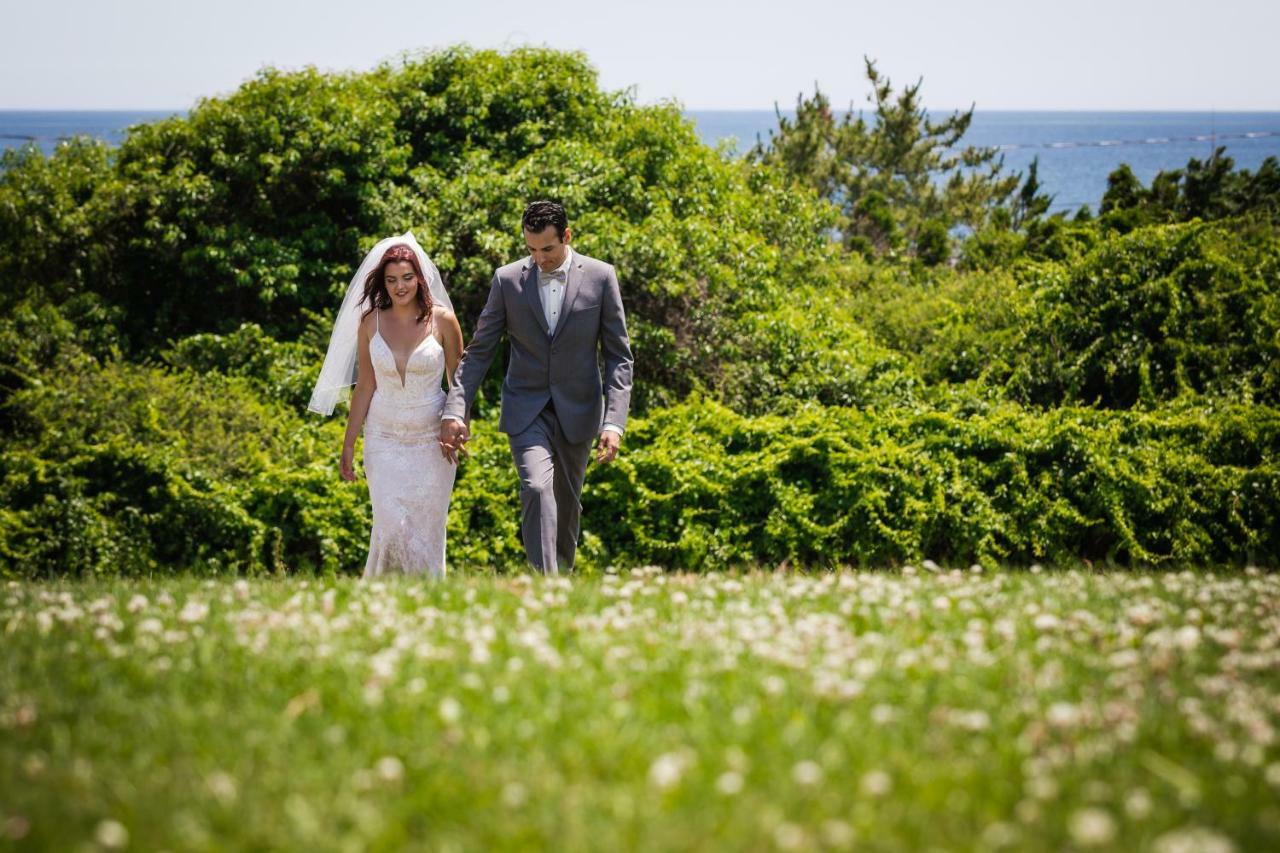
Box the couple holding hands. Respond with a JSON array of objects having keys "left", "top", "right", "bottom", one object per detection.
[{"left": 309, "top": 201, "right": 634, "bottom": 578}]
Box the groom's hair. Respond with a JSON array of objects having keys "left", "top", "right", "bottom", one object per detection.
[{"left": 522, "top": 201, "right": 568, "bottom": 240}]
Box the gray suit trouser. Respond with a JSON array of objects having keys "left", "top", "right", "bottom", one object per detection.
[{"left": 509, "top": 401, "right": 593, "bottom": 573}]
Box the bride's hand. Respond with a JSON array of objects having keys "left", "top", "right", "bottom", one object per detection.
[{"left": 340, "top": 444, "right": 357, "bottom": 481}]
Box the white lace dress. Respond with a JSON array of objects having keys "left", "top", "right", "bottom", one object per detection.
[{"left": 361, "top": 313, "right": 456, "bottom": 579}]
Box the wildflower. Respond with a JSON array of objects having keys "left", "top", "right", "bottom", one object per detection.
[
  {"left": 1124, "top": 788, "right": 1152, "bottom": 819},
  {"left": 375, "top": 756, "right": 404, "bottom": 783},
  {"left": 791, "top": 760, "right": 823, "bottom": 785},
  {"left": 94, "top": 820, "right": 129, "bottom": 849},
  {"left": 861, "top": 770, "right": 892, "bottom": 796},
  {"left": 1068, "top": 808, "right": 1116, "bottom": 846},
  {"left": 178, "top": 600, "right": 209, "bottom": 623},
  {"left": 649, "top": 751, "right": 690, "bottom": 790},
  {"left": 439, "top": 697, "right": 462, "bottom": 724},
  {"left": 1151, "top": 827, "right": 1237, "bottom": 853},
  {"left": 716, "top": 771, "right": 744, "bottom": 795}
]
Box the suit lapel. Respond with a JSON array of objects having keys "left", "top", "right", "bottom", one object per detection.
[
  {"left": 521, "top": 262, "right": 549, "bottom": 335},
  {"left": 551, "top": 256, "right": 584, "bottom": 340}
]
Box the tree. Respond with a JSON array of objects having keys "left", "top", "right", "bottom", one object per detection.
[
  {"left": 1100, "top": 151, "right": 1280, "bottom": 231},
  {"left": 753, "top": 58, "right": 1019, "bottom": 259}
]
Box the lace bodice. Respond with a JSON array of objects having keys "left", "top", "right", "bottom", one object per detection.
[{"left": 370, "top": 318, "right": 447, "bottom": 404}]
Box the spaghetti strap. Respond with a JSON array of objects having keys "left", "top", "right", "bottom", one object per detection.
[{"left": 375, "top": 310, "right": 380, "bottom": 335}]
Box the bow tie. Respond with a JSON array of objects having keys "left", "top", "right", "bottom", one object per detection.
[{"left": 541, "top": 269, "right": 567, "bottom": 283}]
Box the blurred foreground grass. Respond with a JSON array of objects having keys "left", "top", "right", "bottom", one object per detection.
[{"left": 2, "top": 568, "right": 1278, "bottom": 851}]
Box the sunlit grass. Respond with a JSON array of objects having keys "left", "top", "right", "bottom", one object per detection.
[{"left": 2, "top": 568, "right": 1277, "bottom": 851}]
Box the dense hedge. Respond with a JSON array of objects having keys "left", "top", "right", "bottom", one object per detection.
[
  {"left": 587, "top": 399, "right": 1279, "bottom": 569},
  {"left": 850, "top": 220, "right": 1280, "bottom": 409},
  {"left": 4, "top": 340, "right": 1274, "bottom": 577}
]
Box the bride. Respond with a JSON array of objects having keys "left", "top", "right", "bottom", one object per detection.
[{"left": 308, "top": 232, "right": 464, "bottom": 578}]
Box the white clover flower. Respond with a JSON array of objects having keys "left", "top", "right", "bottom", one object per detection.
[
  {"left": 1027, "top": 776, "right": 1058, "bottom": 800},
  {"left": 1046, "top": 702, "right": 1081, "bottom": 728},
  {"left": 1124, "top": 788, "right": 1153, "bottom": 819},
  {"left": 820, "top": 820, "right": 855, "bottom": 847},
  {"left": 955, "top": 709, "right": 991, "bottom": 731},
  {"left": 871, "top": 704, "right": 897, "bottom": 725},
  {"left": 438, "top": 697, "right": 462, "bottom": 724},
  {"left": 94, "top": 819, "right": 129, "bottom": 849},
  {"left": 375, "top": 756, "right": 404, "bottom": 783},
  {"left": 206, "top": 770, "right": 238, "bottom": 805},
  {"left": 126, "top": 594, "right": 149, "bottom": 613},
  {"left": 861, "top": 769, "right": 892, "bottom": 796},
  {"left": 1068, "top": 807, "right": 1116, "bottom": 846},
  {"left": 716, "top": 770, "right": 744, "bottom": 795},
  {"left": 648, "top": 751, "right": 691, "bottom": 790},
  {"left": 1151, "top": 827, "right": 1237, "bottom": 853},
  {"left": 136, "top": 617, "right": 163, "bottom": 635},
  {"left": 773, "top": 822, "right": 806, "bottom": 850},
  {"left": 1033, "top": 613, "right": 1061, "bottom": 632},
  {"left": 178, "top": 600, "right": 209, "bottom": 624},
  {"left": 1174, "top": 625, "right": 1201, "bottom": 651},
  {"left": 791, "top": 760, "right": 823, "bottom": 786}
]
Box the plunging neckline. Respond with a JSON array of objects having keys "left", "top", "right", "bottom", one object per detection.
[{"left": 374, "top": 328, "right": 436, "bottom": 389}]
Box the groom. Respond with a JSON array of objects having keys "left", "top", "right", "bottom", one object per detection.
[{"left": 440, "top": 201, "right": 634, "bottom": 574}]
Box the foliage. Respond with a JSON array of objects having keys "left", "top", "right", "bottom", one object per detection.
[
  {"left": 851, "top": 219, "right": 1280, "bottom": 409},
  {"left": 163, "top": 321, "right": 322, "bottom": 409},
  {"left": 753, "top": 59, "right": 1019, "bottom": 258},
  {"left": 589, "top": 398, "right": 1279, "bottom": 569},
  {"left": 1006, "top": 221, "right": 1280, "bottom": 408},
  {"left": 2, "top": 48, "right": 1278, "bottom": 576},
  {"left": 0, "top": 47, "right": 840, "bottom": 414},
  {"left": 1100, "top": 151, "right": 1280, "bottom": 232}
]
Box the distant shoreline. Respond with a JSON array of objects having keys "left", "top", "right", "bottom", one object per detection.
[
  {"left": 6, "top": 109, "right": 1280, "bottom": 215},
  {"left": 3, "top": 108, "right": 1280, "bottom": 114}
]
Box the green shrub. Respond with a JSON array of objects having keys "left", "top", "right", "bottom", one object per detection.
[
  {"left": 585, "top": 398, "right": 1279, "bottom": 569},
  {"left": 1007, "top": 221, "right": 1280, "bottom": 407}
]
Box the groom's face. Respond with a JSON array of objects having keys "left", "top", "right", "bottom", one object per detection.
[{"left": 524, "top": 225, "right": 571, "bottom": 273}]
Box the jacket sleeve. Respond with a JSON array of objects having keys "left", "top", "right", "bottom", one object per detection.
[
  {"left": 443, "top": 273, "right": 506, "bottom": 422},
  {"left": 599, "top": 265, "right": 634, "bottom": 430}
]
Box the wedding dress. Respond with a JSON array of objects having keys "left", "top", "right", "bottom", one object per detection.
[{"left": 361, "top": 311, "right": 456, "bottom": 578}]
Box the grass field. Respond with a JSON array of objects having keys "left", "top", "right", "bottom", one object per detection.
[{"left": 2, "top": 568, "right": 1278, "bottom": 851}]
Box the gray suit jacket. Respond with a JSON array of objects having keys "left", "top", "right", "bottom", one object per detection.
[{"left": 443, "top": 251, "right": 634, "bottom": 445}]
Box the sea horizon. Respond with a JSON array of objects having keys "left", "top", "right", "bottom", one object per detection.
[{"left": 4, "top": 108, "right": 1280, "bottom": 215}]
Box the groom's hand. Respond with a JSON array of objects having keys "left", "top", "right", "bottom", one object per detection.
[{"left": 595, "top": 430, "right": 621, "bottom": 464}]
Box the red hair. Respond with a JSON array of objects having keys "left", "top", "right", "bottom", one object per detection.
[{"left": 360, "top": 244, "right": 433, "bottom": 324}]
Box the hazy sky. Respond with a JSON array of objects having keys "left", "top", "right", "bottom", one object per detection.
[{"left": 3, "top": 0, "right": 1278, "bottom": 110}]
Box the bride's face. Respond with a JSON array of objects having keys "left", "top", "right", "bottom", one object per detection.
[{"left": 383, "top": 261, "right": 420, "bottom": 308}]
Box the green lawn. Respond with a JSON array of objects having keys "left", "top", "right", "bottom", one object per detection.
[{"left": 2, "top": 568, "right": 1277, "bottom": 851}]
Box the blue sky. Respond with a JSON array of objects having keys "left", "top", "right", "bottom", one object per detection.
[{"left": 3, "top": 0, "right": 1277, "bottom": 110}]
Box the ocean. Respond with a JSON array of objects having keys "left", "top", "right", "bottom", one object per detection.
[{"left": 4, "top": 109, "right": 1280, "bottom": 215}]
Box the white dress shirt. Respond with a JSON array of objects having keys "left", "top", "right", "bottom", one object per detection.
[{"left": 537, "top": 247, "right": 572, "bottom": 332}]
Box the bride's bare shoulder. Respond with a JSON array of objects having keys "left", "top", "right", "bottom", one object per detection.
[{"left": 359, "top": 310, "right": 379, "bottom": 336}]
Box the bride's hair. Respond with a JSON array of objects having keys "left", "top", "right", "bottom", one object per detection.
[{"left": 361, "top": 244, "right": 433, "bottom": 323}]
